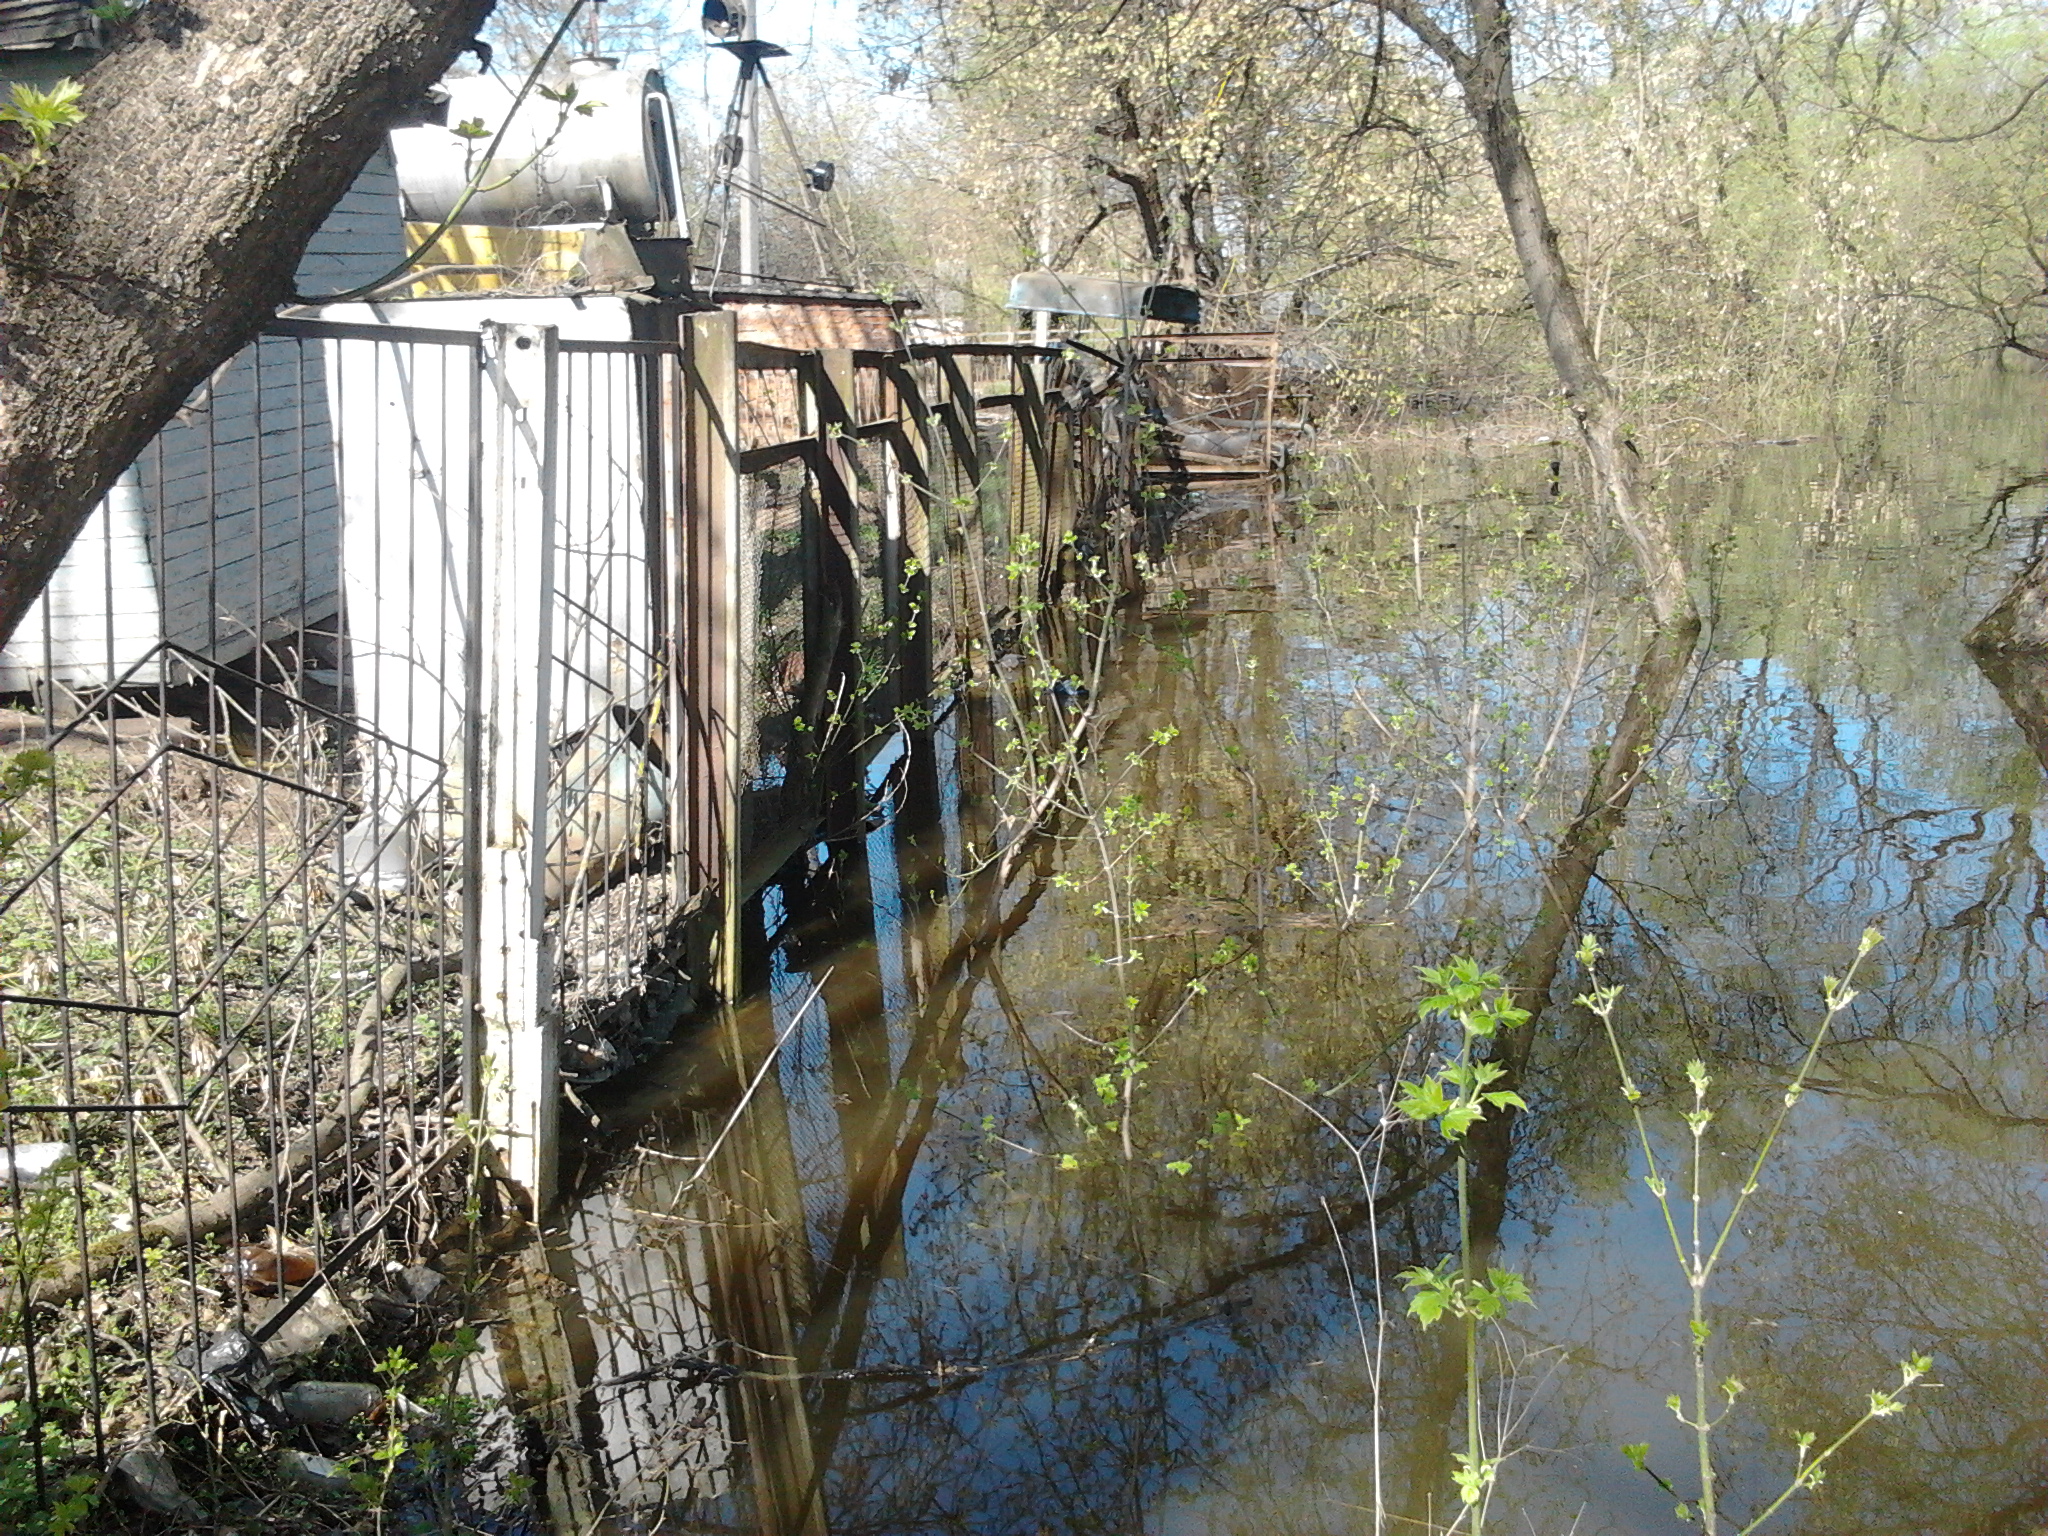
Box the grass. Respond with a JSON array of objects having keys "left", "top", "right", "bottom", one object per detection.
[{"left": 0, "top": 720, "right": 484, "bottom": 1519}]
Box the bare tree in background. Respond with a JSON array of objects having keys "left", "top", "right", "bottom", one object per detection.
[
  {"left": 1367, "top": 0, "right": 1694, "bottom": 628},
  {"left": 871, "top": 0, "right": 1694, "bottom": 625},
  {"left": 484, "top": 0, "right": 685, "bottom": 69}
]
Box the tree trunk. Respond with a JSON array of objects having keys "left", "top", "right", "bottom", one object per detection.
[
  {"left": 0, "top": 0, "right": 496, "bottom": 650},
  {"left": 1967, "top": 554, "right": 2048, "bottom": 652},
  {"left": 1380, "top": 0, "right": 1695, "bottom": 628}
]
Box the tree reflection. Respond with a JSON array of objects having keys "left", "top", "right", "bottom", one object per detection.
[{"left": 511, "top": 388, "right": 2048, "bottom": 1534}]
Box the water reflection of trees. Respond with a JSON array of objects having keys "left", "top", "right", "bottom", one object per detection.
[
  {"left": 707, "top": 578, "right": 1708, "bottom": 1532},
  {"left": 1710, "top": 1123, "right": 2048, "bottom": 1536},
  {"left": 533, "top": 395, "right": 2048, "bottom": 1533},
  {"left": 1663, "top": 647, "right": 2048, "bottom": 1536},
  {"left": 774, "top": 803, "right": 1466, "bottom": 1535}
]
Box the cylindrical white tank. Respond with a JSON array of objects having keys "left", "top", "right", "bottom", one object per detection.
[{"left": 391, "top": 59, "right": 685, "bottom": 232}]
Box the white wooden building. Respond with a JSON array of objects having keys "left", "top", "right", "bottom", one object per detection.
[{"left": 0, "top": 150, "right": 407, "bottom": 691}]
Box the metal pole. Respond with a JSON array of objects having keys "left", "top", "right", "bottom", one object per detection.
[{"left": 740, "top": 7, "right": 760, "bottom": 283}]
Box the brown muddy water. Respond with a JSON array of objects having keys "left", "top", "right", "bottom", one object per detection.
[{"left": 474, "top": 376, "right": 2048, "bottom": 1535}]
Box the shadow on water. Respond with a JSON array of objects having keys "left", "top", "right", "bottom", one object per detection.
[{"left": 474, "top": 377, "right": 2048, "bottom": 1535}]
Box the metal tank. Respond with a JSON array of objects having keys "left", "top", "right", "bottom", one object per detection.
[{"left": 391, "top": 58, "right": 686, "bottom": 234}]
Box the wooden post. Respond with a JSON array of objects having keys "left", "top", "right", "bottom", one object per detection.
[
  {"left": 879, "top": 364, "right": 942, "bottom": 831},
  {"left": 880, "top": 363, "right": 935, "bottom": 718},
  {"left": 802, "top": 348, "right": 866, "bottom": 839},
  {"left": 475, "top": 321, "right": 560, "bottom": 1213},
  {"left": 682, "top": 310, "right": 745, "bottom": 1003}
]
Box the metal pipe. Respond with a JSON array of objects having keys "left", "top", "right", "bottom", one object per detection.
[{"left": 740, "top": 8, "right": 759, "bottom": 282}]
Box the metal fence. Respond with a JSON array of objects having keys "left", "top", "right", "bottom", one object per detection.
[{"left": 0, "top": 301, "right": 1151, "bottom": 1509}]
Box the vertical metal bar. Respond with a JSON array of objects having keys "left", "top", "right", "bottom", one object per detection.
[
  {"left": 462, "top": 339, "right": 487, "bottom": 1122},
  {"left": 476, "top": 322, "right": 560, "bottom": 1212}
]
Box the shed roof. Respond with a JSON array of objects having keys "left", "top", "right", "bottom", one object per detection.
[{"left": 0, "top": 1, "right": 99, "bottom": 52}]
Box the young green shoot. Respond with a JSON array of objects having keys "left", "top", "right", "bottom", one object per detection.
[
  {"left": 1395, "top": 958, "right": 1532, "bottom": 1531},
  {"left": 1579, "top": 929, "right": 1931, "bottom": 1534}
]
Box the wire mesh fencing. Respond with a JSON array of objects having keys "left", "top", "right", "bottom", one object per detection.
[
  {"left": 0, "top": 312, "right": 696, "bottom": 1502},
  {"left": 0, "top": 320, "right": 490, "bottom": 1491},
  {"left": 0, "top": 302, "right": 1148, "bottom": 1513}
]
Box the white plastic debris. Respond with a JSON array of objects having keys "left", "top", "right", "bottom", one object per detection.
[
  {"left": 279, "top": 1380, "right": 384, "bottom": 1426},
  {"left": 0, "top": 1142, "right": 73, "bottom": 1190},
  {"left": 114, "top": 1442, "right": 205, "bottom": 1521}
]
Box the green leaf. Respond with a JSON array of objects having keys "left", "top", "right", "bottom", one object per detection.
[
  {"left": 2, "top": 79, "right": 83, "bottom": 133},
  {"left": 1486, "top": 1267, "right": 1532, "bottom": 1308},
  {"left": 1395, "top": 1076, "right": 1450, "bottom": 1123},
  {"left": 1440, "top": 1102, "right": 1484, "bottom": 1139},
  {"left": 1397, "top": 1258, "right": 1451, "bottom": 1290}
]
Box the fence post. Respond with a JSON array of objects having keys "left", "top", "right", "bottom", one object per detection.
[
  {"left": 682, "top": 310, "right": 745, "bottom": 1002},
  {"left": 475, "top": 321, "right": 560, "bottom": 1211}
]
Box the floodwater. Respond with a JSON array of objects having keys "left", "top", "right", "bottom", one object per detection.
[{"left": 487, "top": 375, "right": 2048, "bottom": 1535}]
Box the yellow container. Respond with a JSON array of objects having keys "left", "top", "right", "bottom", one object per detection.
[{"left": 401, "top": 223, "right": 588, "bottom": 292}]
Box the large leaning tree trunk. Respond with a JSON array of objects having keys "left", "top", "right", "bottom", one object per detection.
[
  {"left": 0, "top": 0, "right": 497, "bottom": 650},
  {"left": 1374, "top": 0, "right": 1695, "bottom": 629},
  {"left": 1966, "top": 475, "right": 2048, "bottom": 650}
]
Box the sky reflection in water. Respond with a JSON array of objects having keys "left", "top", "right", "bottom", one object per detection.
[{"left": 552, "top": 380, "right": 2048, "bottom": 1536}]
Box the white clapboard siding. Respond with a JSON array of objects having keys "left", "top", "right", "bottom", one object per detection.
[
  {"left": 0, "top": 146, "right": 404, "bottom": 690},
  {"left": 294, "top": 147, "right": 409, "bottom": 296},
  {"left": 0, "top": 470, "right": 161, "bottom": 692}
]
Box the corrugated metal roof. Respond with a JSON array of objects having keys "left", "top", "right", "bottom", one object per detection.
[{"left": 0, "top": 1, "right": 99, "bottom": 52}]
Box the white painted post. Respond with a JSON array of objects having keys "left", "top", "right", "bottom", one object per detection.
[{"left": 475, "top": 322, "right": 560, "bottom": 1212}]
